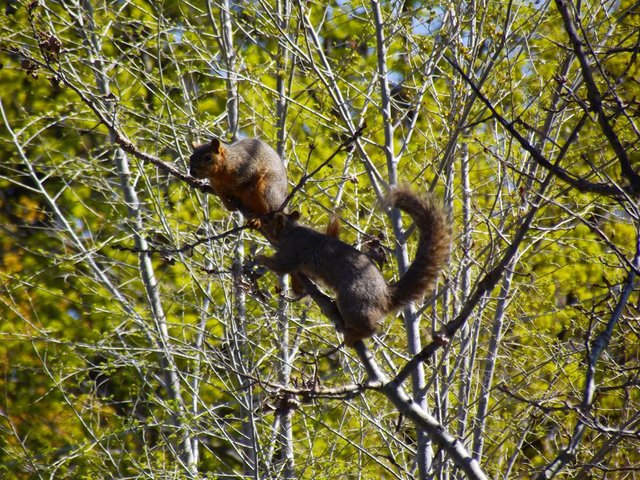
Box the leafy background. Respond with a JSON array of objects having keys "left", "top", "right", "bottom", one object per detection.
[{"left": 0, "top": 0, "right": 638, "bottom": 478}]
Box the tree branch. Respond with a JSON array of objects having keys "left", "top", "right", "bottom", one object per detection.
[
  {"left": 3, "top": 45, "right": 215, "bottom": 196},
  {"left": 442, "top": 53, "right": 632, "bottom": 198},
  {"left": 554, "top": 0, "right": 640, "bottom": 194},
  {"left": 393, "top": 168, "right": 554, "bottom": 386},
  {"left": 111, "top": 225, "right": 249, "bottom": 255},
  {"left": 536, "top": 227, "right": 640, "bottom": 479},
  {"left": 279, "top": 123, "right": 366, "bottom": 211},
  {"left": 295, "top": 276, "right": 488, "bottom": 479}
]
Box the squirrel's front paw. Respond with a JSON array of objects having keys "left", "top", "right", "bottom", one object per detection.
[{"left": 245, "top": 218, "right": 262, "bottom": 230}]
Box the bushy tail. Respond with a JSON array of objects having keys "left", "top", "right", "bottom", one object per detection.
[{"left": 385, "top": 187, "right": 452, "bottom": 311}]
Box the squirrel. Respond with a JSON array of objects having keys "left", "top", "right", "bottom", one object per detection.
[
  {"left": 289, "top": 212, "right": 341, "bottom": 298},
  {"left": 256, "top": 187, "right": 453, "bottom": 346},
  {"left": 189, "top": 137, "right": 288, "bottom": 222}
]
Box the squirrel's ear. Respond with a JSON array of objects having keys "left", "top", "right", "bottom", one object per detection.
[
  {"left": 289, "top": 211, "right": 301, "bottom": 222},
  {"left": 190, "top": 140, "right": 198, "bottom": 149},
  {"left": 271, "top": 212, "right": 286, "bottom": 232},
  {"left": 210, "top": 138, "right": 224, "bottom": 155}
]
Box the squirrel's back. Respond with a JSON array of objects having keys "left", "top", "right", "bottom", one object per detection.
[{"left": 227, "top": 138, "right": 286, "bottom": 174}]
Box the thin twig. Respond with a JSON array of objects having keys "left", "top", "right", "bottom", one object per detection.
[
  {"left": 111, "top": 225, "right": 249, "bottom": 255},
  {"left": 536, "top": 228, "right": 640, "bottom": 479},
  {"left": 442, "top": 53, "right": 632, "bottom": 198},
  {"left": 554, "top": 0, "right": 640, "bottom": 193},
  {"left": 279, "top": 123, "right": 366, "bottom": 211}
]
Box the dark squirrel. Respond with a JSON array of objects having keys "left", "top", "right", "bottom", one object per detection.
[{"left": 257, "top": 187, "right": 453, "bottom": 346}]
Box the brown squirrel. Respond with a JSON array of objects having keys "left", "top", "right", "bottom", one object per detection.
[
  {"left": 257, "top": 187, "right": 453, "bottom": 346},
  {"left": 189, "top": 137, "right": 288, "bottom": 221}
]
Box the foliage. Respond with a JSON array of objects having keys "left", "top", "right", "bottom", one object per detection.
[{"left": 0, "top": 0, "right": 638, "bottom": 479}]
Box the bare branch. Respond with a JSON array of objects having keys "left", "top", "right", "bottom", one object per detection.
[
  {"left": 279, "top": 123, "right": 366, "bottom": 211},
  {"left": 554, "top": 0, "right": 640, "bottom": 193},
  {"left": 443, "top": 54, "right": 632, "bottom": 198},
  {"left": 537, "top": 228, "right": 640, "bottom": 478},
  {"left": 111, "top": 225, "right": 249, "bottom": 255},
  {"left": 295, "top": 276, "right": 488, "bottom": 479}
]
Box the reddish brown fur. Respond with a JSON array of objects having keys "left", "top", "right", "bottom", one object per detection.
[
  {"left": 325, "top": 213, "right": 341, "bottom": 239},
  {"left": 189, "top": 137, "right": 288, "bottom": 220}
]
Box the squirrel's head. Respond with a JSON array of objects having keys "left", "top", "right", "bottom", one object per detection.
[
  {"left": 260, "top": 211, "right": 300, "bottom": 243},
  {"left": 189, "top": 138, "right": 225, "bottom": 178}
]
